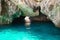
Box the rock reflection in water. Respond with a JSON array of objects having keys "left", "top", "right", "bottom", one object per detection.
[{"left": 24, "top": 16, "right": 31, "bottom": 29}]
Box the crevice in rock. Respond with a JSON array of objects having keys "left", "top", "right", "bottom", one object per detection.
[{"left": 1, "top": 0, "right": 8, "bottom": 15}]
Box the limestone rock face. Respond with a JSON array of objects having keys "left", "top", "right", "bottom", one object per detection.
[
  {"left": 11, "top": 0, "right": 39, "bottom": 16},
  {"left": 40, "top": 0, "right": 60, "bottom": 27},
  {"left": 0, "top": 0, "right": 39, "bottom": 24},
  {"left": 0, "top": 0, "right": 21, "bottom": 24},
  {"left": 0, "top": 0, "right": 1, "bottom": 14},
  {"left": 1, "top": 0, "right": 60, "bottom": 27}
]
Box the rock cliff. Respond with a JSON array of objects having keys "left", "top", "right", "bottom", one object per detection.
[
  {"left": 40, "top": 0, "right": 60, "bottom": 27},
  {"left": 0, "top": 0, "right": 60, "bottom": 27},
  {"left": 0, "top": 0, "right": 38, "bottom": 24}
]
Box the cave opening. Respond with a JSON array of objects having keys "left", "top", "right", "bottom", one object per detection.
[
  {"left": 12, "top": 6, "right": 48, "bottom": 24},
  {"left": 12, "top": 16, "right": 25, "bottom": 24}
]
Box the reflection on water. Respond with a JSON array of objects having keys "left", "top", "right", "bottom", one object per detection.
[
  {"left": 25, "top": 23, "right": 31, "bottom": 29},
  {"left": 0, "top": 22, "right": 60, "bottom": 40}
]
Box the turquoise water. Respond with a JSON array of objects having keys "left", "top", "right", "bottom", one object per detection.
[{"left": 0, "top": 22, "right": 60, "bottom": 40}]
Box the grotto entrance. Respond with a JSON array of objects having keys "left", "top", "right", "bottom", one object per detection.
[
  {"left": 12, "top": 6, "right": 49, "bottom": 24},
  {"left": 12, "top": 16, "right": 25, "bottom": 24}
]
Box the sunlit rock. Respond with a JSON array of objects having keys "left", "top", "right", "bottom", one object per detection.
[
  {"left": 24, "top": 16, "right": 31, "bottom": 29},
  {"left": 40, "top": 0, "right": 60, "bottom": 27},
  {"left": 24, "top": 16, "right": 31, "bottom": 23}
]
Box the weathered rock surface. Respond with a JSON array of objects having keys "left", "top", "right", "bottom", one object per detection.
[
  {"left": 0, "top": 0, "right": 1, "bottom": 14},
  {"left": 0, "top": 0, "right": 39, "bottom": 24},
  {"left": 39, "top": 0, "right": 60, "bottom": 27},
  {"left": 0, "top": 0, "right": 60, "bottom": 27},
  {"left": 0, "top": 0, "right": 21, "bottom": 24},
  {"left": 20, "top": 0, "right": 60, "bottom": 27}
]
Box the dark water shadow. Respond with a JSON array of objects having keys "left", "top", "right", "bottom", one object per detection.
[
  {"left": 0, "top": 21, "right": 60, "bottom": 36},
  {"left": 30, "top": 21, "right": 60, "bottom": 36}
]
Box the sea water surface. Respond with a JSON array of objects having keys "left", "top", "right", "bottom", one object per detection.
[{"left": 0, "top": 22, "right": 60, "bottom": 40}]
